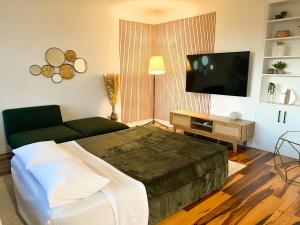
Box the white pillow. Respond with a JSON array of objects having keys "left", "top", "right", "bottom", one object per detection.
[
  {"left": 13, "top": 141, "right": 73, "bottom": 169},
  {"left": 28, "top": 158, "right": 110, "bottom": 208}
]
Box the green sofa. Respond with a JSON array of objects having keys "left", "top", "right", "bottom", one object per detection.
[
  {"left": 2, "top": 105, "right": 129, "bottom": 149},
  {"left": 64, "top": 117, "right": 129, "bottom": 137}
]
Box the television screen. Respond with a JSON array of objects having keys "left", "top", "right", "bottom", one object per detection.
[{"left": 186, "top": 51, "right": 250, "bottom": 97}]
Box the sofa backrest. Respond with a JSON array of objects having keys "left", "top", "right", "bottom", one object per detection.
[{"left": 2, "top": 105, "right": 63, "bottom": 139}]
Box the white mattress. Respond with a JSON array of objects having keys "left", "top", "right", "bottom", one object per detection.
[
  {"left": 12, "top": 155, "right": 115, "bottom": 225},
  {"left": 11, "top": 141, "right": 149, "bottom": 225}
]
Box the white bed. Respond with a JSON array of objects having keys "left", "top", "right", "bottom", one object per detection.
[{"left": 11, "top": 141, "right": 149, "bottom": 225}]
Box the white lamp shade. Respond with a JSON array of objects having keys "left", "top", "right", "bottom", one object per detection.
[{"left": 148, "top": 56, "right": 165, "bottom": 75}]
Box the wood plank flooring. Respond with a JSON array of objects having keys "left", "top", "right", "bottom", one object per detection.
[
  {"left": 1, "top": 129, "right": 299, "bottom": 224},
  {"left": 0, "top": 153, "right": 12, "bottom": 176},
  {"left": 158, "top": 147, "right": 300, "bottom": 225}
]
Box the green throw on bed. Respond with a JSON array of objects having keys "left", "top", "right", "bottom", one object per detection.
[{"left": 76, "top": 125, "right": 228, "bottom": 225}]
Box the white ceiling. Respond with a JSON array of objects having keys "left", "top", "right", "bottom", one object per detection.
[{"left": 108, "top": 0, "right": 214, "bottom": 24}]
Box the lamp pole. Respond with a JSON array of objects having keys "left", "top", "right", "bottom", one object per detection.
[{"left": 152, "top": 75, "right": 156, "bottom": 124}]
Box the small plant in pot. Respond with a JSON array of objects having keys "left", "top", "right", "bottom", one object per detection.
[{"left": 273, "top": 61, "right": 287, "bottom": 74}]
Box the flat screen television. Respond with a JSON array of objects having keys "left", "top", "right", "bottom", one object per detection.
[{"left": 186, "top": 51, "right": 250, "bottom": 97}]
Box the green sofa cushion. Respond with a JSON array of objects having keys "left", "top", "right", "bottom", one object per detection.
[
  {"left": 2, "top": 105, "right": 63, "bottom": 146},
  {"left": 64, "top": 117, "right": 129, "bottom": 137},
  {"left": 9, "top": 125, "right": 83, "bottom": 149}
]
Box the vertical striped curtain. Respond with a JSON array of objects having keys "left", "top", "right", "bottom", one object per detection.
[
  {"left": 119, "top": 12, "right": 216, "bottom": 123},
  {"left": 119, "top": 20, "right": 155, "bottom": 123},
  {"left": 154, "top": 13, "right": 216, "bottom": 121}
]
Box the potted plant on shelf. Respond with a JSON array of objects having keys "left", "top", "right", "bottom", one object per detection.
[
  {"left": 273, "top": 61, "right": 287, "bottom": 74},
  {"left": 103, "top": 73, "right": 120, "bottom": 121}
]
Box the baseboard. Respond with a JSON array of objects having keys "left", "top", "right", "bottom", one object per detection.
[
  {"left": 127, "top": 119, "right": 172, "bottom": 128},
  {"left": 0, "top": 144, "right": 8, "bottom": 155}
]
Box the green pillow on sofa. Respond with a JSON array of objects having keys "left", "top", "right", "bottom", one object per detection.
[
  {"left": 9, "top": 126, "right": 83, "bottom": 149},
  {"left": 64, "top": 117, "right": 129, "bottom": 137}
]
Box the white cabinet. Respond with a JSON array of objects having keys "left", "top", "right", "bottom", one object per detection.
[
  {"left": 256, "top": 0, "right": 300, "bottom": 159},
  {"left": 254, "top": 103, "right": 300, "bottom": 158}
]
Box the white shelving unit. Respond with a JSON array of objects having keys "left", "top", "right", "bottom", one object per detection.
[
  {"left": 267, "top": 15, "right": 300, "bottom": 24},
  {"left": 266, "top": 35, "right": 300, "bottom": 41},
  {"left": 262, "top": 73, "right": 300, "bottom": 77},
  {"left": 255, "top": 0, "right": 300, "bottom": 159},
  {"left": 264, "top": 55, "right": 300, "bottom": 59},
  {"left": 260, "top": 0, "right": 300, "bottom": 106}
]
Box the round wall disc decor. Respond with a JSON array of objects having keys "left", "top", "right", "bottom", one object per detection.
[
  {"left": 30, "top": 47, "right": 87, "bottom": 83},
  {"left": 59, "top": 64, "right": 75, "bottom": 79},
  {"left": 30, "top": 65, "right": 42, "bottom": 76},
  {"left": 45, "top": 47, "right": 65, "bottom": 67},
  {"left": 41, "top": 65, "right": 55, "bottom": 77},
  {"left": 52, "top": 73, "right": 63, "bottom": 83},
  {"left": 65, "top": 50, "right": 77, "bottom": 62},
  {"left": 74, "top": 58, "right": 87, "bottom": 73}
]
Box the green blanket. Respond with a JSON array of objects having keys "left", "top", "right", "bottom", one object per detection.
[{"left": 76, "top": 125, "right": 228, "bottom": 224}]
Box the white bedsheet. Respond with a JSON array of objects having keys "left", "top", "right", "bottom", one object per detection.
[{"left": 11, "top": 141, "right": 149, "bottom": 225}]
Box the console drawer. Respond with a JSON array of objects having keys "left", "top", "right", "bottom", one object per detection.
[
  {"left": 172, "top": 114, "right": 191, "bottom": 127},
  {"left": 214, "top": 122, "right": 241, "bottom": 139}
]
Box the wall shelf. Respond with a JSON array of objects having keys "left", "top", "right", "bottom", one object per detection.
[
  {"left": 268, "top": 16, "right": 300, "bottom": 24},
  {"left": 266, "top": 36, "right": 300, "bottom": 41},
  {"left": 261, "top": 101, "right": 300, "bottom": 107},
  {"left": 264, "top": 55, "right": 300, "bottom": 59},
  {"left": 260, "top": 1, "right": 300, "bottom": 107},
  {"left": 262, "top": 74, "right": 300, "bottom": 77}
]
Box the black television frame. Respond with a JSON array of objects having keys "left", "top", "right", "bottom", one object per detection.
[{"left": 186, "top": 51, "right": 250, "bottom": 97}]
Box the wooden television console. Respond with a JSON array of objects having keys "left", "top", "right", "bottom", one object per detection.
[{"left": 170, "top": 110, "right": 255, "bottom": 152}]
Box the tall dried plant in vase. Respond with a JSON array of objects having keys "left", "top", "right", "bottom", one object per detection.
[{"left": 103, "top": 73, "right": 120, "bottom": 121}]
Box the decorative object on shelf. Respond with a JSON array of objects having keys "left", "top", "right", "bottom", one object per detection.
[
  {"left": 272, "top": 41, "right": 286, "bottom": 57},
  {"left": 29, "top": 65, "right": 41, "bottom": 76},
  {"left": 229, "top": 112, "right": 240, "bottom": 120},
  {"left": 267, "top": 68, "right": 275, "bottom": 74},
  {"left": 29, "top": 47, "right": 87, "bottom": 83},
  {"left": 274, "top": 131, "right": 300, "bottom": 183},
  {"left": 275, "top": 30, "right": 290, "bottom": 38},
  {"left": 279, "top": 88, "right": 296, "bottom": 105},
  {"left": 267, "top": 82, "right": 276, "bottom": 102},
  {"left": 103, "top": 73, "right": 120, "bottom": 121},
  {"left": 274, "top": 11, "right": 288, "bottom": 20},
  {"left": 273, "top": 61, "right": 287, "bottom": 74}
]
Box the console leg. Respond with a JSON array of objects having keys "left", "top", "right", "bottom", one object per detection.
[{"left": 233, "top": 143, "right": 238, "bottom": 153}]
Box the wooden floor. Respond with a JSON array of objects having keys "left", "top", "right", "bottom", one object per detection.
[
  {"left": 0, "top": 153, "right": 12, "bottom": 177},
  {"left": 1, "top": 139, "right": 300, "bottom": 224},
  {"left": 158, "top": 147, "right": 300, "bottom": 225}
]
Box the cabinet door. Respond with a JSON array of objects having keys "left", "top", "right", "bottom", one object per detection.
[
  {"left": 282, "top": 107, "right": 300, "bottom": 130},
  {"left": 279, "top": 107, "right": 300, "bottom": 158},
  {"left": 254, "top": 104, "right": 285, "bottom": 152}
]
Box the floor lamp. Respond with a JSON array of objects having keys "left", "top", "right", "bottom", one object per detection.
[{"left": 147, "top": 56, "right": 168, "bottom": 127}]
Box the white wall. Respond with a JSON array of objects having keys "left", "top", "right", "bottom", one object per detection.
[
  {"left": 0, "top": 0, "right": 129, "bottom": 154},
  {"left": 0, "top": 0, "right": 279, "bottom": 154},
  {"left": 136, "top": 0, "right": 267, "bottom": 122},
  {"left": 129, "top": 0, "right": 267, "bottom": 147}
]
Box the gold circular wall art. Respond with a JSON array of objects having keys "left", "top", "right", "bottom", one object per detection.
[
  {"left": 45, "top": 47, "right": 65, "bottom": 67},
  {"left": 74, "top": 58, "right": 88, "bottom": 73},
  {"left": 52, "top": 73, "right": 63, "bottom": 84},
  {"left": 30, "top": 65, "right": 42, "bottom": 76},
  {"left": 65, "top": 50, "right": 77, "bottom": 62},
  {"left": 30, "top": 47, "right": 87, "bottom": 84},
  {"left": 41, "top": 65, "right": 55, "bottom": 77},
  {"left": 59, "top": 64, "right": 75, "bottom": 79}
]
